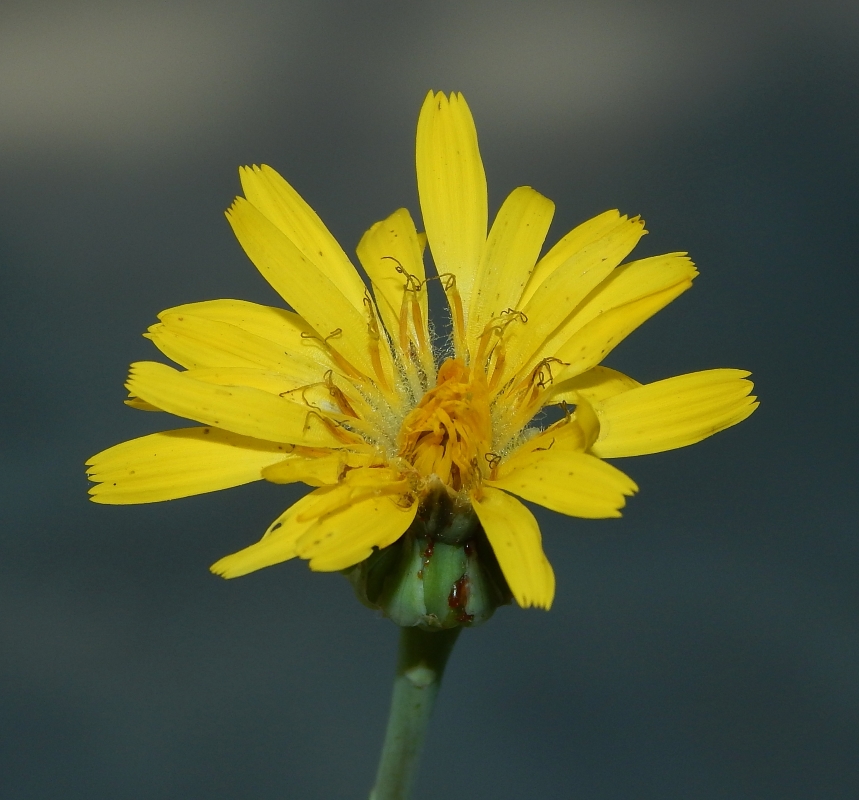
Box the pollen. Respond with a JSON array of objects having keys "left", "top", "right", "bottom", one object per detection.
[{"left": 397, "top": 358, "right": 492, "bottom": 492}]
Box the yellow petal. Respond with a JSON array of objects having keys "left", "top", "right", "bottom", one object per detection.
[
  {"left": 518, "top": 209, "right": 626, "bottom": 307},
  {"left": 489, "top": 450, "right": 638, "bottom": 519},
  {"left": 503, "top": 215, "right": 646, "bottom": 379},
  {"left": 125, "top": 361, "right": 345, "bottom": 447},
  {"left": 181, "top": 367, "right": 370, "bottom": 422},
  {"left": 295, "top": 465, "right": 408, "bottom": 520},
  {"left": 260, "top": 449, "right": 372, "bottom": 487},
  {"left": 296, "top": 491, "right": 417, "bottom": 572},
  {"left": 210, "top": 490, "right": 326, "bottom": 578},
  {"left": 86, "top": 427, "right": 291, "bottom": 504},
  {"left": 549, "top": 366, "right": 641, "bottom": 405},
  {"left": 568, "top": 253, "right": 698, "bottom": 334},
  {"left": 554, "top": 280, "right": 694, "bottom": 380},
  {"left": 507, "top": 414, "right": 589, "bottom": 460},
  {"left": 467, "top": 186, "right": 555, "bottom": 349},
  {"left": 590, "top": 369, "right": 758, "bottom": 457},
  {"left": 512, "top": 252, "right": 695, "bottom": 388},
  {"left": 416, "top": 90, "right": 487, "bottom": 320},
  {"left": 159, "top": 299, "right": 337, "bottom": 372},
  {"left": 238, "top": 164, "right": 369, "bottom": 313},
  {"left": 470, "top": 486, "right": 555, "bottom": 609},
  {"left": 227, "top": 197, "right": 393, "bottom": 384},
  {"left": 147, "top": 313, "right": 324, "bottom": 385},
  {"left": 356, "top": 207, "right": 432, "bottom": 376},
  {"left": 124, "top": 396, "right": 161, "bottom": 412},
  {"left": 183, "top": 367, "right": 303, "bottom": 394},
  {"left": 145, "top": 305, "right": 370, "bottom": 417}
]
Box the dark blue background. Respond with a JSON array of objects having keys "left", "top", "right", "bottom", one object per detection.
[{"left": 1, "top": 2, "right": 857, "bottom": 797}]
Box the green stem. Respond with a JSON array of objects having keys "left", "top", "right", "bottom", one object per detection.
[{"left": 369, "top": 626, "right": 461, "bottom": 800}]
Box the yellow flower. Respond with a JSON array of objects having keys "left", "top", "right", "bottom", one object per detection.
[{"left": 86, "top": 91, "right": 758, "bottom": 611}]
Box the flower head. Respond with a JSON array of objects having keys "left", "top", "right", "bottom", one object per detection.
[{"left": 87, "top": 92, "right": 757, "bottom": 613}]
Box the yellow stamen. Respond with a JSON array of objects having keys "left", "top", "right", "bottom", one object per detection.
[
  {"left": 398, "top": 290, "right": 411, "bottom": 357},
  {"left": 410, "top": 289, "right": 436, "bottom": 386},
  {"left": 363, "top": 294, "right": 392, "bottom": 394},
  {"left": 397, "top": 358, "right": 492, "bottom": 492},
  {"left": 300, "top": 329, "right": 368, "bottom": 384},
  {"left": 484, "top": 451, "right": 502, "bottom": 480},
  {"left": 492, "top": 356, "right": 571, "bottom": 448},
  {"left": 302, "top": 409, "right": 362, "bottom": 446},
  {"left": 410, "top": 294, "right": 428, "bottom": 356},
  {"left": 473, "top": 309, "right": 527, "bottom": 368},
  {"left": 323, "top": 370, "right": 359, "bottom": 418},
  {"left": 488, "top": 341, "right": 507, "bottom": 391},
  {"left": 442, "top": 274, "right": 467, "bottom": 361}
]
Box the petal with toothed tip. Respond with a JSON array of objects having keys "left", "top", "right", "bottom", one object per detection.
[
  {"left": 489, "top": 450, "right": 638, "bottom": 519},
  {"left": 518, "top": 209, "right": 625, "bottom": 307},
  {"left": 210, "top": 490, "right": 330, "bottom": 578},
  {"left": 470, "top": 487, "right": 555, "bottom": 610},
  {"left": 591, "top": 369, "right": 758, "bottom": 457},
  {"left": 416, "top": 91, "right": 487, "bottom": 325},
  {"left": 501, "top": 215, "right": 646, "bottom": 382},
  {"left": 86, "top": 427, "right": 291, "bottom": 504},
  {"left": 467, "top": 186, "right": 554, "bottom": 350},
  {"left": 125, "top": 361, "right": 346, "bottom": 447},
  {"left": 296, "top": 490, "right": 418, "bottom": 572},
  {"left": 227, "top": 196, "right": 397, "bottom": 391},
  {"left": 356, "top": 207, "right": 432, "bottom": 376},
  {"left": 239, "top": 164, "right": 369, "bottom": 313}
]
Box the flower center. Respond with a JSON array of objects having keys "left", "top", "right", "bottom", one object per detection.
[{"left": 397, "top": 358, "right": 492, "bottom": 492}]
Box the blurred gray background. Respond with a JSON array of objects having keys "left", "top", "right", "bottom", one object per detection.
[{"left": 1, "top": 1, "right": 858, "bottom": 797}]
